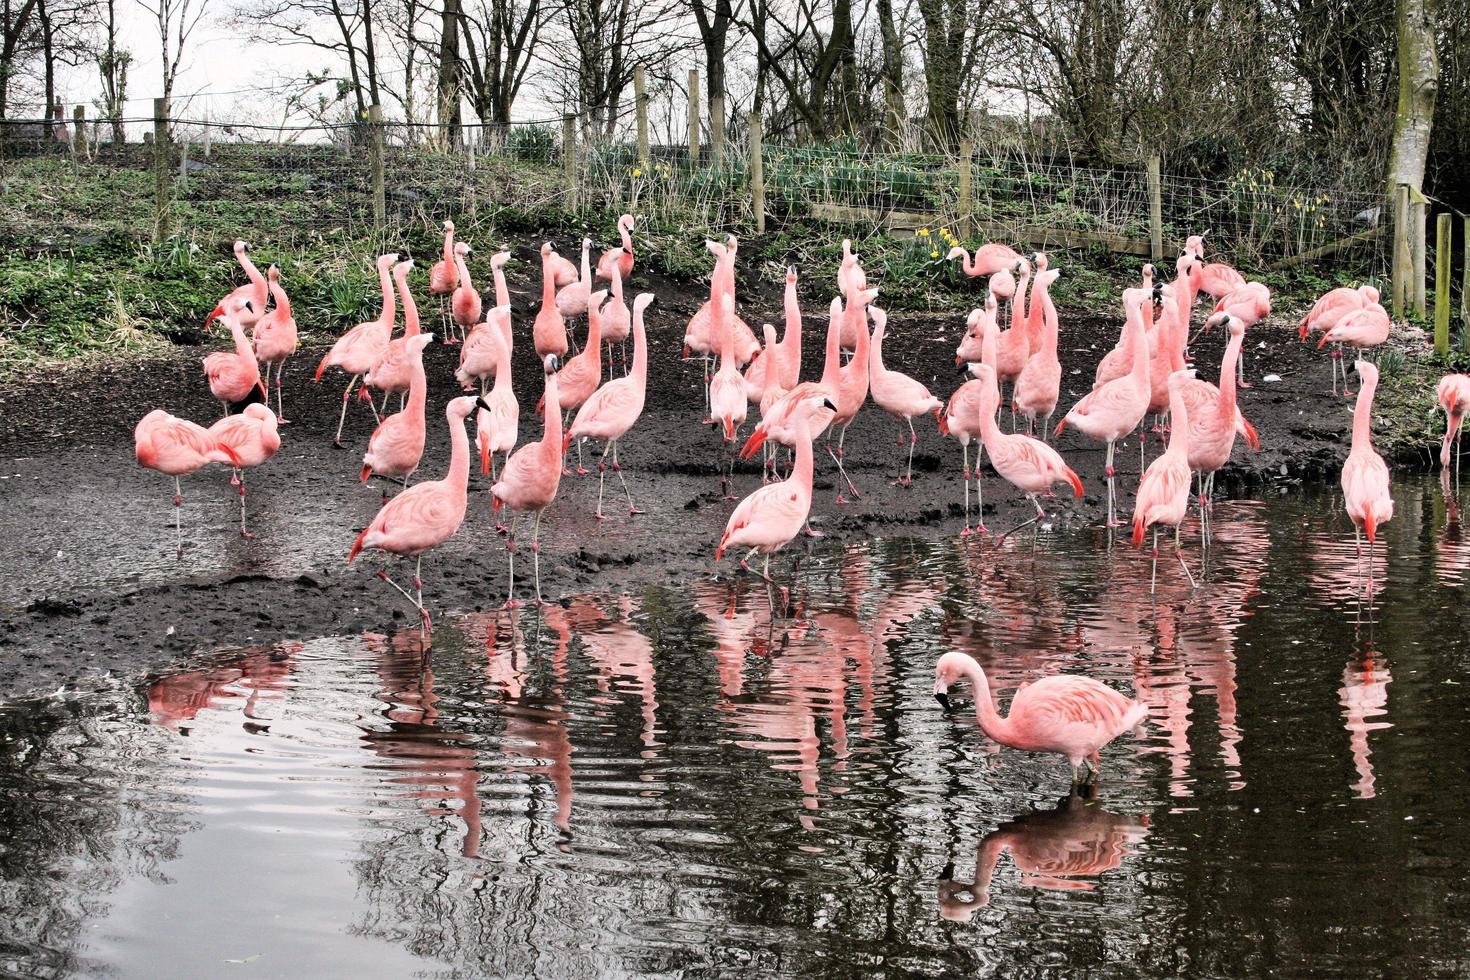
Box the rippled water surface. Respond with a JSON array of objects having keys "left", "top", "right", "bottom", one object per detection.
[{"left": 6, "top": 476, "right": 1470, "bottom": 978}]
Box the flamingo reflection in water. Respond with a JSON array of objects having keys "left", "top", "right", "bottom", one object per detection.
[
  {"left": 1339, "top": 649, "right": 1392, "bottom": 800},
  {"left": 1436, "top": 468, "right": 1470, "bottom": 586},
  {"left": 937, "top": 791, "right": 1150, "bottom": 920},
  {"left": 147, "top": 642, "right": 300, "bottom": 733},
  {"left": 569, "top": 596, "right": 662, "bottom": 764}
]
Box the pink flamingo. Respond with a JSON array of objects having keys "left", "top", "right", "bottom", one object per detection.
[
  {"left": 349, "top": 394, "right": 487, "bottom": 633},
  {"left": 364, "top": 259, "right": 421, "bottom": 408},
  {"left": 595, "top": 214, "right": 635, "bottom": 282},
  {"left": 957, "top": 276, "right": 1028, "bottom": 398},
  {"left": 599, "top": 250, "right": 632, "bottom": 371},
  {"left": 1132, "top": 369, "right": 1198, "bottom": 592},
  {"left": 827, "top": 285, "right": 876, "bottom": 502},
  {"left": 568, "top": 293, "right": 654, "bottom": 517},
  {"left": 972, "top": 361, "right": 1084, "bottom": 537},
  {"left": 428, "top": 220, "right": 459, "bottom": 328},
  {"left": 933, "top": 651, "right": 1148, "bottom": 786},
  {"left": 1300, "top": 284, "right": 1379, "bottom": 394},
  {"left": 545, "top": 243, "right": 579, "bottom": 289},
  {"left": 776, "top": 265, "right": 803, "bottom": 389},
  {"left": 940, "top": 374, "right": 989, "bottom": 535},
  {"left": 1317, "top": 305, "right": 1390, "bottom": 396},
  {"left": 1194, "top": 248, "right": 1246, "bottom": 299},
  {"left": 1206, "top": 280, "right": 1271, "bottom": 386},
  {"left": 743, "top": 323, "right": 778, "bottom": 405},
  {"left": 208, "top": 403, "right": 281, "bottom": 537},
  {"left": 683, "top": 239, "right": 759, "bottom": 369},
  {"left": 1145, "top": 294, "right": 1187, "bottom": 430},
  {"left": 1341, "top": 360, "right": 1393, "bottom": 556},
  {"left": 209, "top": 240, "right": 268, "bottom": 332},
  {"left": 541, "top": 290, "right": 606, "bottom": 474},
  {"left": 489, "top": 250, "right": 511, "bottom": 308},
  {"left": 718, "top": 389, "right": 837, "bottom": 586},
  {"left": 838, "top": 239, "right": 867, "bottom": 294},
  {"left": 360, "top": 333, "right": 436, "bottom": 493},
  {"left": 710, "top": 293, "right": 749, "bottom": 495},
  {"left": 448, "top": 242, "right": 481, "bottom": 346},
  {"left": 476, "top": 321, "right": 518, "bottom": 482},
  {"left": 837, "top": 252, "right": 870, "bottom": 352},
  {"left": 1179, "top": 315, "right": 1260, "bottom": 538},
  {"left": 869, "top": 306, "right": 942, "bottom": 485},
  {"left": 134, "top": 409, "right": 242, "bottom": 557},
  {"left": 1013, "top": 264, "right": 1062, "bottom": 437},
  {"left": 1094, "top": 266, "right": 1158, "bottom": 389},
  {"left": 492, "top": 355, "right": 565, "bottom": 608},
  {"left": 203, "top": 299, "right": 267, "bottom": 415},
  {"left": 251, "top": 265, "right": 297, "bottom": 422},
  {"left": 555, "top": 238, "right": 593, "bottom": 319},
  {"left": 534, "top": 243, "right": 570, "bottom": 360},
  {"left": 948, "top": 243, "right": 1024, "bottom": 279},
  {"left": 1023, "top": 252, "right": 1051, "bottom": 355},
  {"left": 1056, "top": 290, "right": 1153, "bottom": 527},
  {"left": 315, "top": 253, "right": 397, "bottom": 446},
  {"left": 455, "top": 305, "right": 512, "bottom": 394},
  {"left": 1437, "top": 374, "right": 1470, "bottom": 470}
]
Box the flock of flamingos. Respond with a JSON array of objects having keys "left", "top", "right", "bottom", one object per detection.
[{"left": 131, "top": 214, "right": 1470, "bottom": 786}]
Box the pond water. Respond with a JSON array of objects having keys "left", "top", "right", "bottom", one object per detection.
[{"left": 4, "top": 475, "right": 1470, "bottom": 978}]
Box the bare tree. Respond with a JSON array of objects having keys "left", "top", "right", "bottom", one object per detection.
[
  {"left": 93, "top": 0, "right": 130, "bottom": 145},
  {"left": 230, "top": 0, "right": 383, "bottom": 117},
  {"left": 459, "top": 0, "right": 547, "bottom": 127},
  {"left": 132, "top": 0, "right": 211, "bottom": 110},
  {"left": 1386, "top": 0, "right": 1437, "bottom": 192},
  {"left": 0, "top": 0, "right": 42, "bottom": 117}
]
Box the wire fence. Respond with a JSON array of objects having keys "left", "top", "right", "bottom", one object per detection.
[{"left": 0, "top": 112, "right": 1393, "bottom": 281}]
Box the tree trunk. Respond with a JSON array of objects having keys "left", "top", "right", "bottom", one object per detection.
[
  {"left": 1386, "top": 0, "right": 1438, "bottom": 191},
  {"left": 876, "top": 0, "right": 904, "bottom": 144},
  {"left": 437, "top": 0, "right": 462, "bottom": 148},
  {"left": 363, "top": 0, "right": 382, "bottom": 110}
]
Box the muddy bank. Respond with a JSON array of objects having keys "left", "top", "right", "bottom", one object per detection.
[{"left": 0, "top": 275, "right": 1377, "bottom": 699}]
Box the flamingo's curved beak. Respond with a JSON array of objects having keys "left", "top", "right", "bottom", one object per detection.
[
  {"left": 934, "top": 692, "right": 952, "bottom": 712},
  {"left": 204, "top": 305, "right": 224, "bottom": 328}
]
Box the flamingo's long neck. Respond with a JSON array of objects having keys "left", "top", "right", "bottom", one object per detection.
[
  {"left": 848, "top": 295, "right": 870, "bottom": 381},
  {"left": 1351, "top": 372, "right": 1377, "bottom": 455},
  {"left": 586, "top": 302, "right": 604, "bottom": 367},
  {"left": 492, "top": 339, "right": 512, "bottom": 393},
  {"left": 239, "top": 249, "right": 267, "bottom": 308},
  {"left": 1218, "top": 330, "right": 1243, "bottom": 418},
  {"left": 579, "top": 241, "right": 591, "bottom": 284},
  {"left": 1165, "top": 380, "right": 1190, "bottom": 459},
  {"left": 632, "top": 305, "right": 648, "bottom": 387},
  {"left": 541, "top": 256, "right": 557, "bottom": 308},
  {"left": 1129, "top": 301, "right": 1151, "bottom": 388},
  {"left": 981, "top": 312, "right": 997, "bottom": 367},
  {"left": 619, "top": 219, "right": 633, "bottom": 253},
  {"left": 407, "top": 349, "right": 429, "bottom": 420},
  {"left": 963, "top": 250, "right": 979, "bottom": 277},
  {"left": 820, "top": 302, "right": 841, "bottom": 386},
  {"left": 493, "top": 263, "right": 509, "bottom": 308},
  {"left": 790, "top": 412, "right": 816, "bottom": 495},
  {"left": 446, "top": 406, "right": 471, "bottom": 495},
  {"left": 868, "top": 325, "right": 887, "bottom": 381},
  {"left": 541, "top": 374, "right": 563, "bottom": 467},
  {"left": 959, "top": 657, "right": 1014, "bottom": 745},
  {"left": 976, "top": 373, "right": 1004, "bottom": 447},
  {"left": 782, "top": 276, "right": 801, "bottom": 374},
  {"left": 456, "top": 256, "right": 474, "bottom": 294},
  {"left": 270, "top": 276, "right": 291, "bottom": 320},
  {"left": 396, "top": 270, "right": 419, "bottom": 336},
  {"left": 377, "top": 263, "right": 395, "bottom": 326},
  {"left": 442, "top": 228, "right": 454, "bottom": 266},
  {"left": 1012, "top": 268, "right": 1031, "bottom": 332},
  {"left": 229, "top": 318, "right": 253, "bottom": 360}
]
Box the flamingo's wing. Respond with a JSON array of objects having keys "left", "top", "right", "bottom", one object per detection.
[{"left": 1013, "top": 675, "right": 1142, "bottom": 739}]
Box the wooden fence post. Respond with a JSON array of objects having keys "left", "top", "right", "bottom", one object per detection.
[
  {"left": 72, "top": 105, "right": 86, "bottom": 160},
  {"left": 749, "top": 111, "right": 765, "bottom": 234},
  {"left": 1435, "top": 212, "right": 1451, "bottom": 354},
  {"left": 152, "top": 97, "right": 171, "bottom": 243},
  {"left": 687, "top": 69, "right": 700, "bottom": 163},
  {"left": 562, "top": 112, "right": 577, "bottom": 202},
  {"left": 203, "top": 113, "right": 211, "bottom": 159},
  {"left": 1392, "top": 184, "right": 1410, "bottom": 319},
  {"left": 1147, "top": 154, "right": 1163, "bottom": 262},
  {"left": 710, "top": 89, "right": 726, "bottom": 164},
  {"left": 957, "top": 140, "right": 974, "bottom": 239},
  {"left": 368, "top": 103, "right": 386, "bottom": 230},
  {"left": 634, "top": 66, "right": 650, "bottom": 170},
  {"left": 1412, "top": 196, "right": 1428, "bottom": 317},
  {"left": 179, "top": 136, "right": 190, "bottom": 189}
]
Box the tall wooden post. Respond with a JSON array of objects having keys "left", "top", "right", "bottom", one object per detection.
[
  {"left": 562, "top": 112, "right": 577, "bottom": 200},
  {"left": 687, "top": 69, "right": 700, "bottom": 163},
  {"left": 368, "top": 103, "right": 386, "bottom": 230},
  {"left": 957, "top": 140, "right": 974, "bottom": 239},
  {"left": 710, "top": 89, "right": 726, "bottom": 164},
  {"left": 1412, "top": 197, "right": 1428, "bottom": 317},
  {"left": 152, "top": 98, "right": 171, "bottom": 243},
  {"left": 749, "top": 111, "right": 765, "bottom": 234},
  {"left": 634, "top": 66, "right": 650, "bottom": 170},
  {"left": 202, "top": 113, "right": 211, "bottom": 159},
  {"left": 1435, "top": 211, "right": 1451, "bottom": 354},
  {"left": 1392, "top": 184, "right": 1410, "bottom": 319},
  {"left": 1147, "top": 154, "right": 1164, "bottom": 262},
  {"left": 72, "top": 105, "right": 86, "bottom": 159}
]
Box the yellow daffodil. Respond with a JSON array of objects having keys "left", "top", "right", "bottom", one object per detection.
[
  {"left": 918, "top": 228, "right": 930, "bottom": 237},
  {"left": 930, "top": 249, "right": 939, "bottom": 258},
  {"left": 631, "top": 167, "right": 643, "bottom": 178}
]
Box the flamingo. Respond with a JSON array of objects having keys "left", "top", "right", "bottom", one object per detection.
[
  {"left": 1013, "top": 264, "right": 1062, "bottom": 437},
  {"left": 868, "top": 307, "right": 942, "bottom": 486},
  {"left": 775, "top": 265, "right": 803, "bottom": 390},
  {"left": 203, "top": 298, "right": 267, "bottom": 414},
  {"left": 838, "top": 239, "right": 867, "bottom": 294},
  {"left": 489, "top": 249, "right": 512, "bottom": 308},
  {"left": 600, "top": 250, "right": 632, "bottom": 372},
  {"left": 208, "top": 403, "right": 281, "bottom": 538},
  {"left": 364, "top": 259, "right": 421, "bottom": 408},
  {"left": 209, "top": 239, "right": 268, "bottom": 332},
  {"left": 1437, "top": 374, "right": 1470, "bottom": 470},
  {"left": 741, "top": 380, "right": 836, "bottom": 487},
  {"left": 595, "top": 214, "right": 635, "bottom": 282},
  {"left": 827, "top": 285, "right": 876, "bottom": 502},
  {"left": 940, "top": 375, "right": 989, "bottom": 535},
  {"left": 492, "top": 355, "right": 566, "bottom": 608},
  {"left": 455, "top": 305, "right": 512, "bottom": 394},
  {"left": 1056, "top": 290, "right": 1153, "bottom": 527},
  {"left": 428, "top": 220, "right": 459, "bottom": 332},
  {"left": 948, "top": 243, "right": 1025, "bottom": 279},
  {"left": 1180, "top": 315, "right": 1260, "bottom": 539},
  {"left": 1207, "top": 281, "right": 1271, "bottom": 385},
  {"left": 448, "top": 242, "right": 481, "bottom": 346},
  {"left": 1094, "top": 267, "right": 1159, "bottom": 390},
  {"left": 709, "top": 293, "right": 749, "bottom": 495},
  {"left": 555, "top": 238, "right": 593, "bottom": 319},
  {"left": 134, "top": 409, "right": 242, "bottom": 557},
  {"left": 742, "top": 323, "right": 778, "bottom": 405},
  {"left": 360, "top": 333, "right": 436, "bottom": 493},
  {"left": 545, "top": 243, "right": 579, "bottom": 289},
  {"left": 972, "top": 361, "right": 1084, "bottom": 537},
  {"left": 1341, "top": 360, "right": 1393, "bottom": 555},
  {"left": 315, "top": 253, "right": 398, "bottom": 446},
  {"left": 1317, "top": 305, "right": 1391, "bottom": 396},
  {"left": 541, "top": 290, "right": 606, "bottom": 474},
  {"left": 349, "top": 394, "right": 488, "bottom": 633},
  {"left": 717, "top": 389, "right": 838, "bottom": 588},
  {"left": 534, "top": 243, "right": 570, "bottom": 360},
  {"left": 1132, "top": 369, "right": 1198, "bottom": 593},
  {"left": 476, "top": 320, "right": 519, "bottom": 483},
  {"left": 251, "top": 265, "right": 297, "bottom": 422},
  {"left": 568, "top": 293, "right": 654, "bottom": 518},
  {"left": 1300, "top": 284, "right": 1380, "bottom": 394},
  {"left": 683, "top": 239, "right": 760, "bottom": 385},
  {"left": 933, "top": 652, "right": 1148, "bottom": 786}
]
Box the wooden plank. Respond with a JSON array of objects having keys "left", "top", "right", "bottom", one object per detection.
[
  {"left": 808, "top": 203, "right": 1151, "bottom": 255},
  {"left": 1435, "top": 212, "right": 1450, "bottom": 354},
  {"left": 1267, "top": 225, "right": 1385, "bottom": 271}
]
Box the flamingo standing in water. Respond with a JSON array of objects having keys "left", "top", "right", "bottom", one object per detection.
[
  {"left": 1438, "top": 374, "right": 1470, "bottom": 470},
  {"left": 1132, "top": 369, "right": 1198, "bottom": 593},
  {"left": 315, "top": 253, "right": 397, "bottom": 446},
  {"left": 203, "top": 298, "right": 267, "bottom": 414},
  {"left": 972, "top": 361, "right": 1084, "bottom": 538},
  {"left": 428, "top": 220, "right": 458, "bottom": 334},
  {"left": 1341, "top": 360, "right": 1393, "bottom": 556},
  {"left": 350, "top": 394, "right": 488, "bottom": 634},
  {"left": 134, "top": 409, "right": 242, "bottom": 557},
  {"left": 568, "top": 293, "right": 654, "bottom": 518},
  {"left": 364, "top": 259, "right": 421, "bottom": 411},
  {"left": 534, "top": 243, "right": 570, "bottom": 360},
  {"left": 493, "top": 355, "right": 566, "bottom": 608},
  {"left": 209, "top": 403, "right": 281, "bottom": 538},
  {"left": 251, "top": 265, "right": 297, "bottom": 422},
  {"left": 1056, "top": 290, "right": 1152, "bottom": 527},
  {"left": 449, "top": 242, "right": 481, "bottom": 346},
  {"left": 210, "top": 240, "right": 268, "bottom": 332},
  {"left": 1180, "top": 315, "right": 1259, "bottom": 540},
  {"left": 360, "top": 333, "right": 436, "bottom": 495},
  {"left": 933, "top": 652, "right": 1148, "bottom": 786},
  {"left": 595, "top": 214, "right": 635, "bottom": 283},
  {"left": 1300, "top": 284, "right": 1380, "bottom": 394},
  {"left": 869, "top": 307, "right": 942, "bottom": 485}
]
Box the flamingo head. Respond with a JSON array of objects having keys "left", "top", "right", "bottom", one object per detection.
[
  {"left": 443, "top": 219, "right": 455, "bottom": 233},
  {"left": 408, "top": 332, "right": 436, "bottom": 355},
  {"left": 933, "top": 652, "right": 978, "bottom": 712},
  {"left": 376, "top": 252, "right": 398, "bottom": 270},
  {"left": 447, "top": 395, "right": 482, "bottom": 421},
  {"left": 543, "top": 353, "right": 561, "bottom": 374},
  {"left": 1359, "top": 284, "right": 1381, "bottom": 304},
  {"left": 233, "top": 239, "right": 248, "bottom": 254},
  {"left": 634, "top": 292, "right": 655, "bottom": 315},
  {"left": 393, "top": 259, "right": 414, "bottom": 279},
  {"left": 946, "top": 246, "right": 966, "bottom": 261},
  {"left": 619, "top": 213, "right": 635, "bottom": 233},
  {"left": 1223, "top": 315, "right": 1245, "bottom": 340},
  {"left": 1354, "top": 359, "right": 1378, "bottom": 385},
  {"left": 454, "top": 242, "right": 472, "bottom": 257},
  {"left": 786, "top": 265, "right": 797, "bottom": 285},
  {"left": 870, "top": 306, "right": 888, "bottom": 337},
  {"left": 541, "top": 242, "right": 555, "bottom": 257},
  {"left": 492, "top": 250, "right": 510, "bottom": 270},
  {"left": 267, "top": 264, "right": 281, "bottom": 282}
]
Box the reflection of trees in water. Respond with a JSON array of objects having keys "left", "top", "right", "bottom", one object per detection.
[{"left": 0, "top": 688, "right": 196, "bottom": 976}]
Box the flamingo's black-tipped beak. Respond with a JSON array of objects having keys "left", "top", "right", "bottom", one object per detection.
[
  {"left": 935, "top": 692, "right": 952, "bottom": 712},
  {"left": 822, "top": 399, "right": 837, "bottom": 412},
  {"left": 475, "top": 396, "right": 492, "bottom": 413}
]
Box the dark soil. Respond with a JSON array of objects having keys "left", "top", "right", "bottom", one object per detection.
[{"left": 0, "top": 263, "right": 1368, "bottom": 699}]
